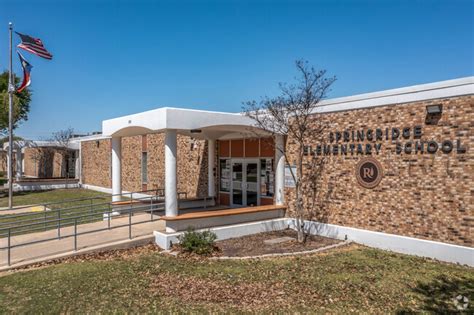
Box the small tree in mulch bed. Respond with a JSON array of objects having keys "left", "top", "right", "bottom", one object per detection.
[
  {"left": 177, "top": 228, "right": 218, "bottom": 256},
  {"left": 243, "top": 60, "right": 336, "bottom": 243}
]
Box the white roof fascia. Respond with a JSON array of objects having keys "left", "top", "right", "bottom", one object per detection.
[
  {"left": 101, "top": 76, "right": 473, "bottom": 137},
  {"left": 314, "top": 76, "right": 474, "bottom": 114},
  {"left": 102, "top": 107, "right": 255, "bottom": 137}
]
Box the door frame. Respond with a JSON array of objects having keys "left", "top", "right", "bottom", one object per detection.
[{"left": 230, "top": 158, "right": 260, "bottom": 207}]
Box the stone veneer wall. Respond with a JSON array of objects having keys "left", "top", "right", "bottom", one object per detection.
[
  {"left": 23, "top": 147, "right": 67, "bottom": 178},
  {"left": 23, "top": 148, "right": 37, "bottom": 177},
  {"left": 144, "top": 134, "right": 209, "bottom": 198},
  {"left": 81, "top": 134, "right": 211, "bottom": 198},
  {"left": 81, "top": 139, "right": 112, "bottom": 188},
  {"left": 121, "top": 136, "right": 142, "bottom": 192},
  {"left": 0, "top": 151, "right": 16, "bottom": 174},
  {"left": 285, "top": 95, "right": 473, "bottom": 247}
]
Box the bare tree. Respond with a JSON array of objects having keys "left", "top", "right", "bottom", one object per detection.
[
  {"left": 243, "top": 60, "right": 336, "bottom": 242},
  {"left": 29, "top": 145, "right": 45, "bottom": 177},
  {"left": 50, "top": 128, "right": 75, "bottom": 179}
]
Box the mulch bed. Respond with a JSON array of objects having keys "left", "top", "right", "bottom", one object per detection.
[
  {"left": 216, "top": 229, "right": 341, "bottom": 257},
  {"left": 6, "top": 230, "right": 342, "bottom": 273}
]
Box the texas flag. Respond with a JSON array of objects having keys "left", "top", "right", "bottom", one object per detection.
[{"left": 17, "top": 51, "right": 33, "bottom": 93}]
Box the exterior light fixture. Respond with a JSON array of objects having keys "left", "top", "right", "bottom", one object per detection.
[
  {"left": 190, "top": 129, "right": 202, "bottom": 134},
  {"left": 426, "top": 104, "right": 442, "bottom": 114}
]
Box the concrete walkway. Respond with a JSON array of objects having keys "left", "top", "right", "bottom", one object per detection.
[
  {"left": 0, "top": 205, "right": 51, "bottom": 215},
  {"left": 0, "top": 213, "right": 165, "bottom": 269}
]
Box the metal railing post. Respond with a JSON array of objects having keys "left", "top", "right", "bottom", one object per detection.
[
  {"left": 74, "top": 218, "right": 77, "bottom": 251},
  {"left": 57, "top": 210, "right": 61, "bottom": 239},
  {"left": 44, "top": 205, "right": 47, "bottom": 231},
  {"left": 7, "top": 228, "right": 11, "bottom": 266},
  {"left": 150, "top": 196, "right": 153, "bottom": 221},
  {"left": 128, "top": 208, "right": 132, "bottom": 239},
  {"left": 108, "top": 203, "right": 111, "bottom": 229},
  {"left": 90, "top": 199, "right": 93, "bottom": 216}
]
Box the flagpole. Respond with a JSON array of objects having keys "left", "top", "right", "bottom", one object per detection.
[{"left": 8, "top": 22, "right": 14, "bottom": 209}]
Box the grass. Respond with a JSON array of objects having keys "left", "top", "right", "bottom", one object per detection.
[
  {"left": 0, "top": 188, "right": 110, "bottom": 209},
  {"left": 0, "top": 189, "right": 111, "bottom": 237},
  {"left": 0, "top": 245, "right": 472, "bottom": 313}
]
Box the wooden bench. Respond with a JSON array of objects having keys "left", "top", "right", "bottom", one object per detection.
[{"left": 161, "top": 205, "right": 287, "bottom": 232}]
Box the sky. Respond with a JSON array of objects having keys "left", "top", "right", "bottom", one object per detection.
[{"left": 1, "top": 0, "right": 473, "bottom": 139}]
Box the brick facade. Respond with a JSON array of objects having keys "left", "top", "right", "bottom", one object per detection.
[
  {"left": 81, "top": 134, "right": 211, "bottom": 198},
  {"left": 80, "top": 95, "right": 472, "bottom": 247},
  {"left": 81, "top": 139, "right": 112, "bottom": 188},
  {"left": 285, "top": 95, "right": 473, "bottom": 247},
  {"left": 23, "top": 147, "right": 69, "bottom": 178}
]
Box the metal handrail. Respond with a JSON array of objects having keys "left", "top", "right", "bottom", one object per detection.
[
  {"left": 0, "top": 190, "right": 169, "bottom": 266},
  {"left": 0, "top": 195, "right": 109, "bottom": 214},
  {"left": 5, "top": 203, "right": 155, "bottom": 237},
  {"left": 0, "top": 188, "right": 166, "bottom": 222},
  {"left": 0, "top": 195, "right": 163, "bottom": 234},
  {"left": 0, "top": 188, "right": 165, "bottom": 215},
  {"left": 0, "top": 188, "right": 199, "bottom": 266},
  {"left": 1, "top": 205, "right": 163, "bottom": 265}
]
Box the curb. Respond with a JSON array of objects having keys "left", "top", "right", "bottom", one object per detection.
[{"left": 0, "top": 235, "right": 154, "bottom": 272}]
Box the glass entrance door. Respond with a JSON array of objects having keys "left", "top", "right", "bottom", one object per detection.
[
  {"left": 231, "top": 162, "right": 243, "bottom": 206},
  {"left": 231, "top": 159, "right": 259, "bottom": 207},
  {"left": 246, "top": 162, "right": 258, "bottom": 206}
]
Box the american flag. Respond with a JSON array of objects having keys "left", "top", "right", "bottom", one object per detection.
[{"left": 15, "top": 32, "right": 53, "bottom": 60}]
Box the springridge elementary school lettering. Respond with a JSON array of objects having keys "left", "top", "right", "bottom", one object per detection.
[{"left": 305, "top": 125, "right": 467, "bottom": 156}]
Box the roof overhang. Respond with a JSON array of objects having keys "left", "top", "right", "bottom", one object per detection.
[
  {"left": 3, "top": 140, "right": 80, "bottom": 151},
  {"left": 102, "top": 107, "right": 270, "bottom": 139}
]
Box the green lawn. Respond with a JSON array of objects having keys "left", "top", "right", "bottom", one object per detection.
[
  {"left": 0, "top": 245, "right": 472, "bottom": 313},
  {"left": 0, "top": 189, "right": 111, "bottom": 237},
  {"left": 0, "top": 188, "right": 110, "bottom": 209}
]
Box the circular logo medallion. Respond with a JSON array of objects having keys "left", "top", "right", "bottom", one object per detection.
[{"left": 355, "top": 157, "right": 383, "bottom": 189}]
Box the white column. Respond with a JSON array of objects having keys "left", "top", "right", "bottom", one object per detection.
[
  {"left": 21, "top": 150, "right": 25, "bottom": 177},
  {"left": 75, "top": 150, "right": 80, "bottom": 180},
  {"left": 15, "top": 149, "right": 22, "bottom": 180},
  {"left": 275, "top": 135, "right": 285, "bottom": 205},
  {"left": 207, "top": 139, "right": 216, "bottom": 198},
  {"left": 111, "top": 137, "right": 122, "bottom": 202},
  {"left": 165, "top": 129, "right": 178, "bottom": 218}
]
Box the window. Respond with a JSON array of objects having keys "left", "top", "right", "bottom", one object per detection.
[
  {"left": 219, "top": 159, "right": 230, "bottom": 192},
  {"left": 260, "top": 159, "right": 274, "bottom": 197},
  {"left": 141, "top": 152, "right": 148, "bottom": 183}
]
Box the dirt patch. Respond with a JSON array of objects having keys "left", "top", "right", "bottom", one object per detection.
[{"left": 216, "top": 229, "right": 341, "bottom": 257}]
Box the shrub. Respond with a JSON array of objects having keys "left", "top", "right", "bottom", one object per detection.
[{"left": 178, "top": 228, "right": 217, "bottom": 255}]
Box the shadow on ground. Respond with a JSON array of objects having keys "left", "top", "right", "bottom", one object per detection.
[{"left": 397, "top": 274, "right": 473, "bottom": 314}]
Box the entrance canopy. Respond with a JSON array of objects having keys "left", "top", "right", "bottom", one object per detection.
[
  {"left": 102, "top": 107, "right": 270, "bottom": 139},
  {"left": 101, "top": 107, "right": 285, "bottom": 229}
]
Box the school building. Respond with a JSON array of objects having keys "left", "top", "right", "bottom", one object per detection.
[{"left": 10, "top": 76, "right": 474, "bottom": 264}]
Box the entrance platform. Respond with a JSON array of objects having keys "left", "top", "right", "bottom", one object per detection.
[{"left": 161, "top": 205, "right": 286, "bottom": 232}]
